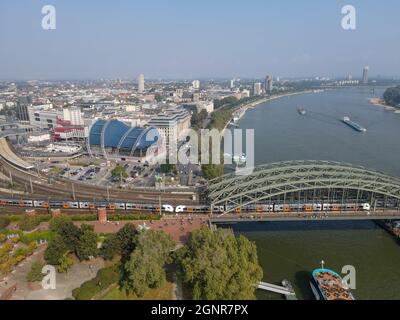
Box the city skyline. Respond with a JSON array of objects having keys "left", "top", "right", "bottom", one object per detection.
[{"left": 1, "top": 0, "right": 400, "bottom": 80}]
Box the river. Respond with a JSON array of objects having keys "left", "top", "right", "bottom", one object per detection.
[{"left": 229, "top": 87, "right": 400, "bottom": 300}]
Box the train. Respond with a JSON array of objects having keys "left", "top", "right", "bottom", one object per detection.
[{"left": 0, "top": 198, "right": 371, "bottom": 214}]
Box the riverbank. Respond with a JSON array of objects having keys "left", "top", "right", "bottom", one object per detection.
[
  {"left": 222, "top": 89, "right": 318, "bottom": 134},
  {"left": 369, "top": 97, "right": 400, "bottom": 113}
]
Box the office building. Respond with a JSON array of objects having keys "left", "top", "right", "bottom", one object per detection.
[
  {"left": 63, "top": 107, "right": 84, "bottom": 126},
  {"left": 137, "top": 73, "right": 145, "bottom": 93},
  {"left": 264, "top": 75, "right": 273, "bottom": 93},
  {"left": 362, "top": 66, "right": 369, "bottom": 84},
  {"left": 253, "top": 82, "right": 263, "bottom": 96}
]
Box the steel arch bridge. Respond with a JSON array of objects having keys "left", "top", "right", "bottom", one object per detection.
[{"left": 207, "top": 160, "right": 400, "bottom": 214}]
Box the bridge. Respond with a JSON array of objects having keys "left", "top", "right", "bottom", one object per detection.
[{"left": 208, "top": 160, "right": 400, "bottom": 215}]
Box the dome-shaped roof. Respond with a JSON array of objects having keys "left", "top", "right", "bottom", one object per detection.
[{"left": 88, "top": 119, "right": 159, "bottom": 155}]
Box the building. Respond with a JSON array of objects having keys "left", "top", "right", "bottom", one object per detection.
[
  {"left": 16, "top": 96, "right": 32, "bottom": 122},
  {"left": 192, "top": 80, "right": 200, "bottom": 90},
  {"left": 182, "top": 101, "right": 214, "bottom": 114},
  {"left": 87, "top": 119, "right": 160, "bottom": 160},
  {"left": 264, "top": 75, "right": 273, "bottom": 93},
  {"left": 63, "top": 107, "right": 84, "bottom": 126},
  {"left": 148, "top": 108, "right": 191, "bottom": 151},
  {"left": 362, "top": 66, "right": 369, "bottom": 84},
  {"left": 137, "top": 73, "right": 145, "bottom": 93},
  {"left": 52, "top": 119, "right": 89, "bottom": 141},
  {"left": 253, "top": 82, "right": 263, "bottom": 96},
  {"left": 28, "top": 106, "right": 62, "bottom": 130}
]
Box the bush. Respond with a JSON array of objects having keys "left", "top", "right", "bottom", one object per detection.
[
  {"left": 27, "top": 261, "right": 45, "bottom": 282},
  {"left": 72, "top": 265, "right": 120, "bottom": 300},
  {"left": 0, "top": 216, "right": 11, "bottom": 230}
]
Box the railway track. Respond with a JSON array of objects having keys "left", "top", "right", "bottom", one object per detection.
[{"left": 0, "top": 159, "right": 199, "bottom": 205}]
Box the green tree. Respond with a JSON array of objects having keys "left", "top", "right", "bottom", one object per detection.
[
  {"left": 57, "top": 251, "right": 74, "bottom": 273},
  {"left": 76, "top": 226, "right": 98, "bottom": 261},
  {"left": 56, "top": 220, "right": 82, "bottom": 251},
  {"left": 116, "top": 223, "right": 138, "bottom": 261},
  {"left": 49, "top": 215, "right": 72, "bottom": 232},
  {"left": 122, "top": 230, "right": 175, "bottom": 297},
  {"left": 44, "top": 235, "right": 69, "bottom": 265},
  {"left": 383, "top": 86, "right": 400, "bottom": 107},
  {"left": 111, "top": 165, "right": 128, "bottom": 180},
  {"left": 99, "top": 234, "right": 121, "bottom": 261},
  {"left": 176, "top": 226, "right": 263, "bottom": 300},
  {"left": 26, "top": 261, "right": 45, "bottom": 282}
]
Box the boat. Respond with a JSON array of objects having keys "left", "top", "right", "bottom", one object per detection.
[
  {"left": 342, "top": 116, "right": 367, "bottom": 132},
  {"left": 232, "top": 153, "right": 247, "bottom": 165},
  {"left": 310, "top": 268, "right": 355, "bottom": 300},
  {"left": 297, "top": 107, "right": 306, "bottom": 115}
]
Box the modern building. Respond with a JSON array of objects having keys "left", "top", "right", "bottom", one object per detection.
[
  {"left": 362, "top": 66, "right": 369, "bottom": 84},
  {"left": 63, "top": 107, "right": 84, "bottom": 126},
  {"left": 264, "top": 75, "right": 273, "bottom": 93},
  {"left": 148, "top": 108, "right": 191, "bottom": 151},
  {"left": 16, "top": 96, "right": 32, "bottom": 122},
  {"left": 28, "top": 106, "right": 62, "bottom": 130},
  {"left": 253, "top": 82, "right": 263, "bottom": 96},
  {"left": 87, "top": 119, "right": 160, "bottom": 160},
  {"left": 137, "top": 73, "right": 145, "bottom": 93}
]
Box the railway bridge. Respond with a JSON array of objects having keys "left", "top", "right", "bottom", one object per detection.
[{"left": 208, "top": 160, "right": 400, "bottom": 216}]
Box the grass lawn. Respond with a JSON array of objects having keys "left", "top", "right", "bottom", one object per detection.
[{"left": 99, "top": 282, "right": 175, "bottom": 300}]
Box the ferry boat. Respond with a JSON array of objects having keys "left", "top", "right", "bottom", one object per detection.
[
  {"left": 297, "top": 107, "right": 306, "bottom": 115},
  {"left": 310, "top": 268, "right": 355, "bottom": 301},
  {"left": 342, "top": 116, "right": 367, "bottom": 132}
]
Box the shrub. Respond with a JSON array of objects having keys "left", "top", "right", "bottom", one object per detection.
[
  {"left": 27, "top": 261, "right": 45, "bottom": 282},
  {"left": 0, "top": 216, "right": 11, "bottom": 230}
]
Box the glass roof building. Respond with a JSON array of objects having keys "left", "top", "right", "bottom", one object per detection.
[{"left": 87, "top": 119, "right": 160, "bottom": 159}]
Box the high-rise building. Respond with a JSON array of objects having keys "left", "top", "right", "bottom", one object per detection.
[
  {"left": 253, "top": 82, "right": 262, "bottom": 96},
  {"left": 230, "top": 79, "right": 235, "bottom": 89},
  {"left": 264, "top": 75, "right": 273, "bottom": 93},
  {"left": 362, "top": 66, "right": 369, "bottom": 84},
  {"left": 137, "top": 73, "right": 145, "bottom": 93},
  {"left": 192, "top": 80, "right": 200, "bottom": 90}
]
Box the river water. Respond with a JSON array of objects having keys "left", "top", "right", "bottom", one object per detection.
[{"left": 230, "top": 87, "right": 400, "bottom": 300}]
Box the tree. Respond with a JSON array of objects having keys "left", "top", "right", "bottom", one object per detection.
[
  {"left": 57, "top": 251, "right": 74, "bottom": 273},
  {"left": 116, "top": 223, "right": 138, "bottom": 261},
  {"left": 49, "top": 215, "right": 72, "bottom": 232},
  {"left": 122, "top": 230, "right": 175, "bottom": 296},
  {"left": 44, "top": 235, "right": 69, "bottom": 265},
  {"left": 26, "top": 261, "right": 45, "bottom": 282},
  {"left": 201, "top": 163, "right": 224, "bottom": 180},
  {"left": 383, "top": 86, "right": 400, "bottom": 107},
  {"left": 76, "top": 226, "right": 98, "bottom": 261},
  {"left": 99, "top": 234, "right": 121, "bottom": 261},
  {"left": 55, "top": 220, "right": 82, "bottom": 251},
  {"left": 176, "top": 226, "right": 263, "bottom": 300},
  {"left": 111, "top": 165, "right": 128, "bottom": 180}
]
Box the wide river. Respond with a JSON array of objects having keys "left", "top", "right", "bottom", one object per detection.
[{"left": 229, "top": 87, "right": 400, "bottom": 300}]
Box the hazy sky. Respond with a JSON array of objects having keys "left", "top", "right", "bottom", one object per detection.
[{"left": 0, "top": 0, "right": 399, "bottom": 80}]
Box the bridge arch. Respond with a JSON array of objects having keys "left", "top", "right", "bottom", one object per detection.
[{"left": 207, "top": 161, "right": 400, "bottom": 214}]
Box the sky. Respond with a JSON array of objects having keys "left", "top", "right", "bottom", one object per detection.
[{"left": 0, "top": 0, "right": 399, "bottom": 80}]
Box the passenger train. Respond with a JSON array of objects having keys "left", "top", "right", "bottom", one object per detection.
[{"left": 0, "top": 198, "right": 371, "bottom": 214}]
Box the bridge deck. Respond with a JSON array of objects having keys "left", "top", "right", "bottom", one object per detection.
[
  {"left": 257, "top": 281, "right": 295, "bottom": 296},
  {"left": 211, "top": 211, "right": 400, "bottom": 223}
]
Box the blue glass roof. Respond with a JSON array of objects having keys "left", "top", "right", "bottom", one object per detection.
[
  {"left": 89, "top": 120, "right": 159, "bottom": 153},
  {"left": 102, "top": 120, "right": 129, "bottom": 148}
]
